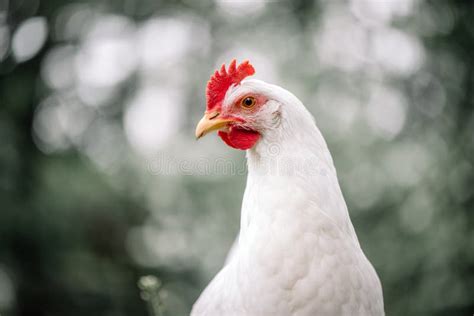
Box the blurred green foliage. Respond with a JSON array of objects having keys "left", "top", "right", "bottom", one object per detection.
[{"left": 0, "top": 0, "right": 473, "bottom": 315}]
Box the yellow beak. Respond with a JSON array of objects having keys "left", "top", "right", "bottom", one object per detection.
[{"left": 195, "top": 112, "right": 234, "bottom": 139}]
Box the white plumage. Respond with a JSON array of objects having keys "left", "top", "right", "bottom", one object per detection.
[{"left": 192, "top": 78, "right": 384, "bottom": 316}]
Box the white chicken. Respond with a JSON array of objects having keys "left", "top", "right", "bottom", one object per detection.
[{"left": 193, "top": 60, "right": 384, "bottom": 316}]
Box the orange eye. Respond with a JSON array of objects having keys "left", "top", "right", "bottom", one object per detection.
[{"left": 241, "top": 96, "right": 256, "bottom": 109}]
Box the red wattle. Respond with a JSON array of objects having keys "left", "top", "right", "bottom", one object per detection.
[
  {"left": 218, "top": 127, "right": 260, "bottom": 150},
  {"left": 218, "top": 131, "right": 236, "bottom": 148}
]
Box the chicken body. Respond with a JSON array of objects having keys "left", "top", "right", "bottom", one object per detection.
[{"left": 192, "top": 77, "right": 384, "bottom": 316}]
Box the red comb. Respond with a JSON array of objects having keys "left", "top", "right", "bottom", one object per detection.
[{"left": 206, "top": 59, "right": 255, "bottom": 111}]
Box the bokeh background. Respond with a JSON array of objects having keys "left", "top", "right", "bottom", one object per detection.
[{"left": 1, "top": 0, "right": 473, "bottom": 315}]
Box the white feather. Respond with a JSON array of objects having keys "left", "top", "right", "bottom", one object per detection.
[{"left": 192, "top": 79, "right": 384, "bottom": 316}]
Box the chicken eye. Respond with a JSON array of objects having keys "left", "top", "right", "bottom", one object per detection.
[{"left": 241, "top": 96, "right": 256, "bottom": 109}]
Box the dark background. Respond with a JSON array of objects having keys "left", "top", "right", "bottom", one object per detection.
[{"left": 0, "top": 0, "right": 473, "bottom": 315}]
